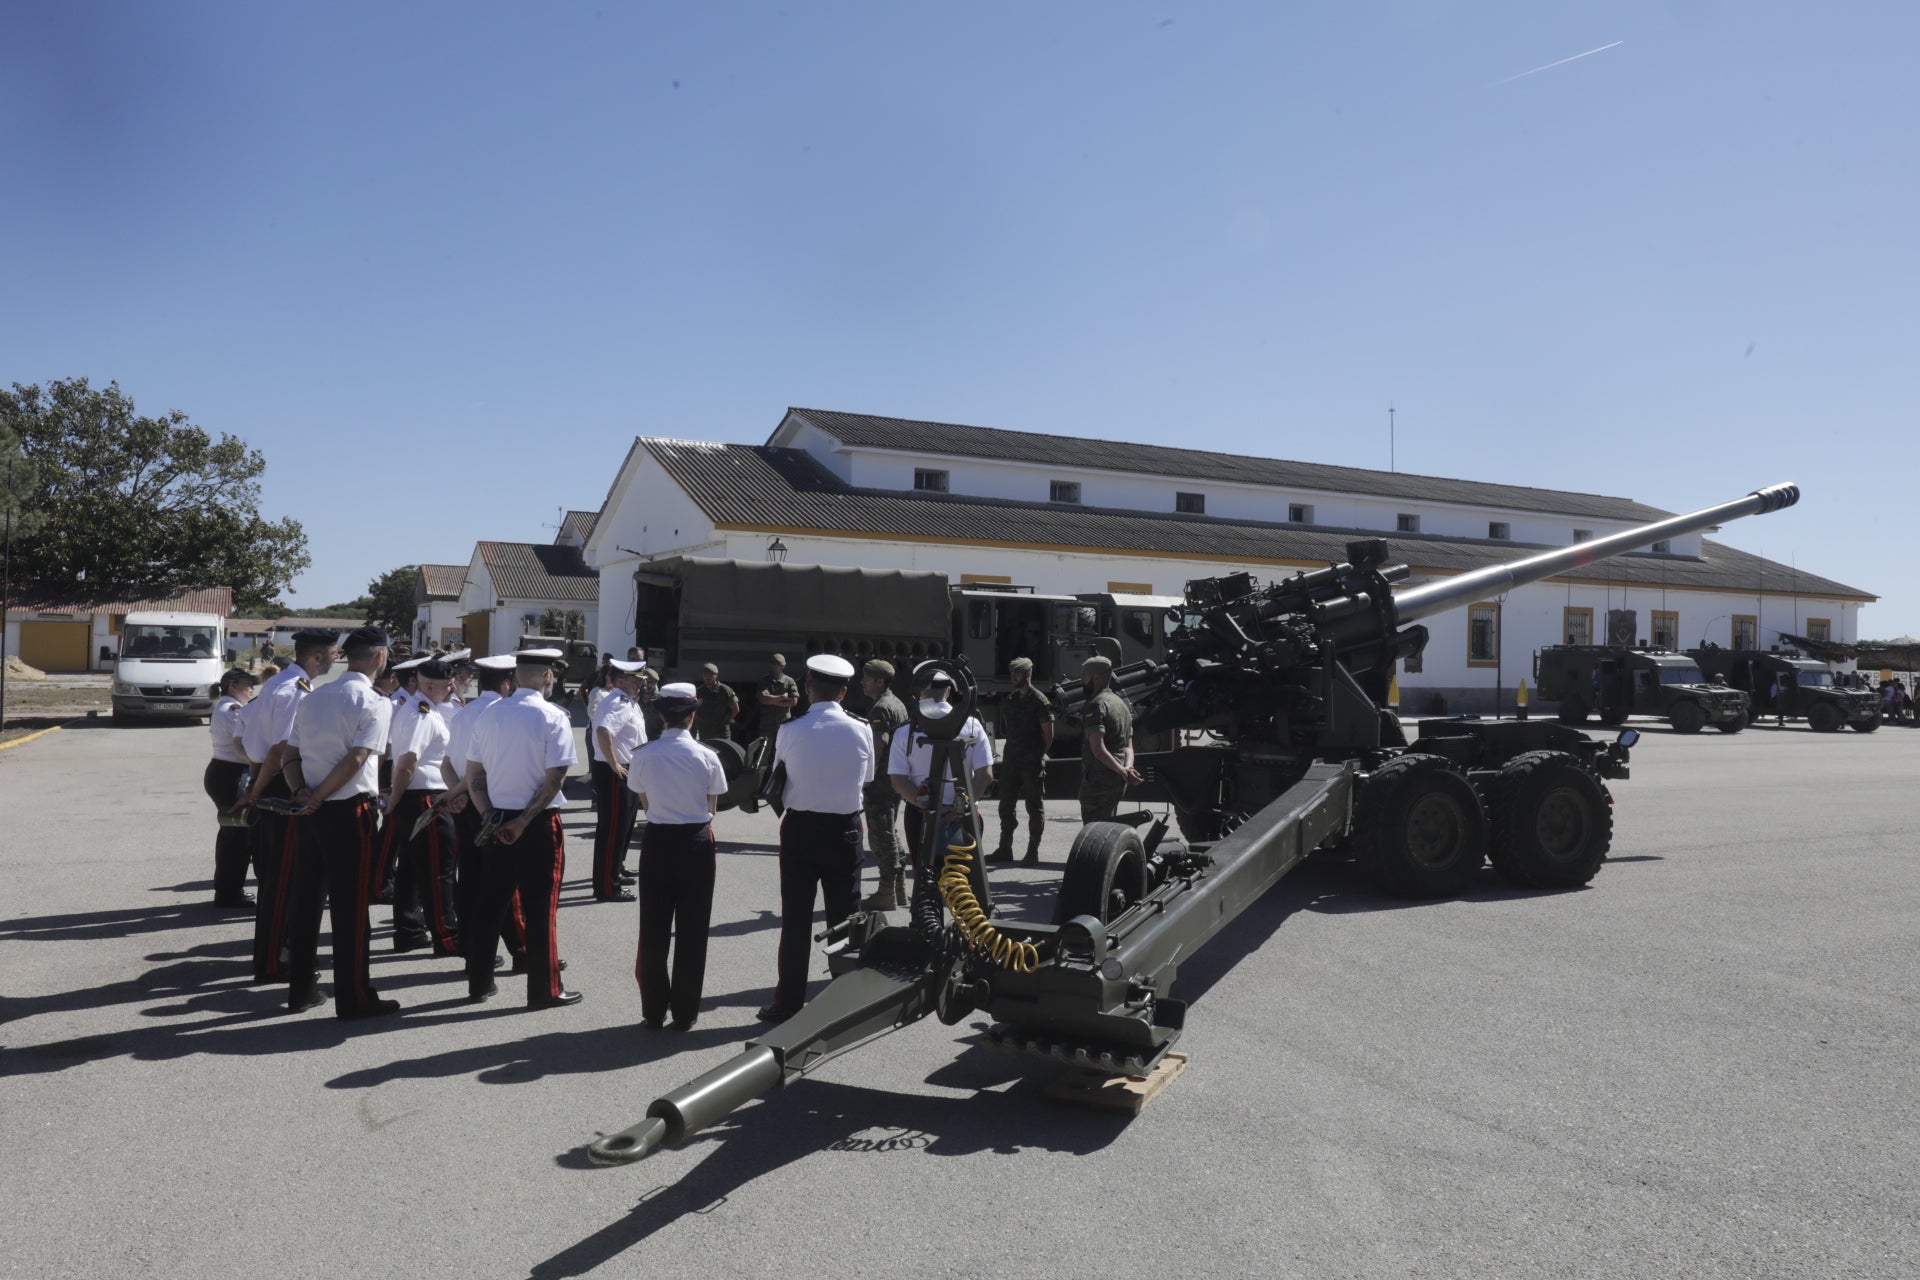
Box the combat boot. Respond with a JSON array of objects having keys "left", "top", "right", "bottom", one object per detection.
[
  {"left": 861, "top": 875, "right": 899, "bottom": 911},
  {"left": 893, "top": 871, "right": 908, "bottom": 904}
]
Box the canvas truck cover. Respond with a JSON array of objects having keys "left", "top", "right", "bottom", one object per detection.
[{"left": 636, "top": 557, "right": 951, "bottom": 639}]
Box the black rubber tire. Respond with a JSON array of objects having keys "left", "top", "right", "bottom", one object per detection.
[
  {"left": 1053, "top": 822, "right": 1149, "bottom": 925},
  {"left": 1853, "top": 715, "right": 1880, "bottom": 734},
  {"left": 1556, "top": 696, "right": 1589, "bottom": 726},
  {"left": 1807, "top": 702, "right": 1842, "bottom": 733},
  {"left": 1484, "top": 750, "right": 1610, "bottom": 890},
  {"left": 1669, "top": 701, "right": 1706, "bottom": 734},
  {"left": 1351, "top": 754, "right": 1487, "bottom": 899},
  {"left": 1715, "top": 713, "right": 1747, "bottom": 734},
  {"left": 1598, "top": 707, "right": 1628, "bottom": 727}
]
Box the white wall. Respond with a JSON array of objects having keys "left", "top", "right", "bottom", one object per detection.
[
  {"left": 585, "top": 446, "right": 726, "bottom": 657},
  {"left": 412, "top": 600, "right": 464, "bottom": 649}
]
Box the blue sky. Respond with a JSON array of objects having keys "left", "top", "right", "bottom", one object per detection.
[{"left": 4, "top": 3, "right": 1914, "bottom": 634}]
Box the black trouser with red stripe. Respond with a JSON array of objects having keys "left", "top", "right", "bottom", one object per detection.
[
  {"left": 634, "top": 821, "right": 715, "bottom": 1026},
  {"left": 390, "top": 790, "right": 459, "bottom": 952},
  {"left": 374, "top": 757, "right": 401, "bottom": 901},
  {"left": 286, "top": 795, "right": 385, "bottom": 1015},
  {"left": 590, "top": 759, "right": 638, "bottom": 898},
  {"left": 774, "top": 810, "right": 862, "bottom": 1013},
  {"left": 204, "top": 759, "right": 251, "bottom": 901},
  {"left": 454, "top": 804, "right": 526, "bottom": 968},
  {"left": 249, "top": 777, "right": 300, "bottom": 981},
  {"left": 468, "top": 808, "right": 565, "bottom": 1003}
]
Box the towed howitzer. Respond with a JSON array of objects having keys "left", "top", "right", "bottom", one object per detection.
[{"left": 588, "top": 482, "right": 1802, "bottom": 1166}]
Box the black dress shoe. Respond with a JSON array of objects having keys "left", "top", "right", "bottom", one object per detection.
[
  {"left": 984, "top": 848, "right": 1015, "bottom": 864},
  {"left": 287, "top": 986, "right": 326, "bottom": 1013},
  {"left": 338, "top": 998, "right": 402, "bottom": 1021},
  {"left": 641, "top": 1017, "right": 665, "bottom": 1030},
  {"left": 213, "top": 894, "right": 257, "bottom": 909},
  {"left": 1022, "top": 851, "right": 1041, "bottom": 866},
  {"left": 670, "top": 1019, "right": 696, "bottom": 1032},
  {"left": 530, "top": 989, "right": 584, "bottom": 1009},
  {"left": 595, "top": 889, "right": 637, "bottom": 903},
  {"left": 755, "top": 1004, "right": 799, "bottom": 1022},
  {"left": 468, "top": 981, "right": 498, "bottom": 1002},
  {"left": 392, "top": 934, "right": 430, "bottom": 953},
  {"left": 617, "top": 870, "right": 638, "bottom": 884}
]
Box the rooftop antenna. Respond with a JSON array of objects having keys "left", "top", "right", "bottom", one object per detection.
[{"left": 1389, "top": 402, "right": 1396, "bottom": 472}]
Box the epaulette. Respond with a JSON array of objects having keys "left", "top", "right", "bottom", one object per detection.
[
  {"left": 417, "top": 699, "right": 431, "bottom": 713},
  {"left": 296, "top": 678, "right": 312, "bottom": 693}
]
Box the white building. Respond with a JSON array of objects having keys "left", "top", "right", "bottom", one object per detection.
[
  {"left": 582, "top": 408, "right": 1873, "bottom": 713},
  {"left": 454, "top": 531, "right": 599, "bottom": 658},
  {"left": 413, "top": 564, "right": 467, "bottom": 651}
]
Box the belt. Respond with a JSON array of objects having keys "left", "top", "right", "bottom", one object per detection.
[{"left": 788, "top": 809, "right": 860, "bottom": 819}]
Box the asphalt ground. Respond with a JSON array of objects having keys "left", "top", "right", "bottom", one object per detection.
[{"left": 2, "top": 716, "right": 1916, "bottom": 1279}]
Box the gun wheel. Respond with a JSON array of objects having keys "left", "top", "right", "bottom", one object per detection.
[
  {"left": 1352, "top": 754, "right": 1486, "bottom": 899},
  {"left": 1484, "top": 750, "right": 1610, "bottom": 890},
  {"left": 1054, "top": 823, "right": 1149, "bottom": 925}
]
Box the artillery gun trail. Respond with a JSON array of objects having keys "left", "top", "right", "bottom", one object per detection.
[{"left": 588, "top": 482, "right": 1801, "bottom": 1166}]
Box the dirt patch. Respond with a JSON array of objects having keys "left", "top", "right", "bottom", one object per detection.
[
  {"left": 4, "top": 655, "right": 46, "bottom": 680},
  {"left": 2, "top": 683, "right": 113, "bottom": 720}
]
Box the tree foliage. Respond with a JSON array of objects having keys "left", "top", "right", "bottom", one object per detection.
[
  {"left": 540, "top": 608, "right": 586, "bottom": 640},
  {"left": 0, "top": 378, "right": 310, "bottom": 615},
  {"left": 364, "top": 567, "right": 418, "bottom": 640}
]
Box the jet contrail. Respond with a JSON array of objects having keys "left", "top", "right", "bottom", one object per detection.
[{"left": 1497, "top": 39, "right": 1624, "bottom": 84}]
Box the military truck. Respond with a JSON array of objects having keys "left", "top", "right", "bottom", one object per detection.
[
  {"left": 1687, "top": 646, "right": 1880, "bottom": 732},
  {"left": 515, "top": 633, "right": 600, "bottom": 704},
  {"left": 1534, "top": 645, "right": 1750, "bottom": 733}
]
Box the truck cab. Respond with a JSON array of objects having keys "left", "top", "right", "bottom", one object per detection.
[
  {"left": 111, "top": 611, "right": 226, "bottom": 722},
  {"left": 1534, "top": 644, "right": 1750, "bottom": 734}
]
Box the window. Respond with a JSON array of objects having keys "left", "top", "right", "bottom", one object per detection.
[
  {"left": 1650, "top": 539, "right": 1671, "bottom": 553},
  {"left": 1289, "top": 503, "right": 1314, "bottom": 524},
  {"left": 1651, "top": 610, "right": 1679, "bottom": 651},
  {"left": 440, "top": 626, "right": 462, "bottom": 647},
  {"left": 967, "top": 601, "right": 993, "bottom": 640},
  {"left": 1573, "top": 529, "right": 1592, "bottom": 543},
  {"left": 1563, "top": 606, "right": 1593, "bottom": 646},
  {"left": 1049, "top": 480, "right": 1081, "bottom": 503},
  {"left": 1488, "top": 522, "right": 1510, "bottom": 540},
  {"left": 1175, "top": 492, "right": 1205, "bottom": 514},
  {"left": 913, "top": 468, "right": 949, "bottom": 493},
  {"left": 1467, "top": 602, "right": 1500, "bottom": 666},
  {"left": 107, "top": 614, "right": 124, "bottom": 636},
  {"left": 1396, "top": 513, "right": 1420, "bottom": 533},
  {"left": 1732, "top": 615, "right": 1758, "bottom": 648},
  {"left": 1122, "top": 610, "right": 1156, "bottom": 647},
  {"left": 1106, "top": 580, "right": 1152, "bottom": 594},
  {"left": 1806, "top": 618, "right": 1831, "bottom": 643}
]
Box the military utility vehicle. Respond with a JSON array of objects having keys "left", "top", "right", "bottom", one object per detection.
[
  {"left": 514, "top": 633, "right": 599, "bottom": 701},
  {"left": 1688, "top": 646, "right": 1880, "bottom": 732},
  {"left": 1535, "top": 645, "right": 1749, "bottom": 733}
]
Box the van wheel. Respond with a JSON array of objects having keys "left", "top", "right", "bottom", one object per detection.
[
  {"left": 1669, "top": 701, "right": 1706, "bottom": 734},
  {"left": 1352, "top": 754, "right": 1486, "bottom": 899},
  {"left": 1485, "top": 750, "right": 1610, "bottom": 889}
]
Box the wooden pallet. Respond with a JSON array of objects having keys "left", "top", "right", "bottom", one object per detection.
[{"left": 1045, "top": 1051, "right": 1190, "bottom": 1114}]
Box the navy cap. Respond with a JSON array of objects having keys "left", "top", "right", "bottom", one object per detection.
[{"left": 342, "top": 626, "right": 389, "bottom": 654}]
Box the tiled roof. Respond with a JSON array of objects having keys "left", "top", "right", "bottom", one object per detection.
[
  {"left": 3, "top": 585, "right": 234, "bottom": 616},
  {"left": 784, "top": 408, "right": 1672, "bottom": 523},
  {"left": 559, "top": 509, "right": 600, "bottom": 544},
  {"left": 477, "top": 542, "right": 599, "bottom": 603},
  {"left": 644, "top": 439, "right": 1874, "bottom": 601},
  {"left": 418, "top": 563, "right": 466, "bottom": 601}
]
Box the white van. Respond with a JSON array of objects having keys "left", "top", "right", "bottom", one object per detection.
[{"left": 111, "top": 610, "right": 227, "bottom": 722}]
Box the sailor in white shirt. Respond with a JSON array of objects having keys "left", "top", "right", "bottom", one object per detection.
[
  {"left": 205, "top": 668, "right": 259, "bottom": 908},
  {"left": 384, "top": 656, "right": 461, "bottom": 955},
  {"left": 441, "top": 656, "right": 528, "bottom": 973},
  {"left": 238, "top": 627, "right": 337, "bottom": 984},
  {"left": 626, "top": 682, "right": 728, "bottom": 1030},
  {"left": 888, "top": 668, "right": 995, "bottom": 863},
  {"left": 278, "top": 626, "right": 398, "bottom": 1020},
  {"left": 588, "top": 659, "right": 649, "bottom": 901},
  {"left": 759, "top": 655, "right": 873, "bottom": 1022},
  {"left": 465, "top": 649, "right": 581, "bottom": 1008}
]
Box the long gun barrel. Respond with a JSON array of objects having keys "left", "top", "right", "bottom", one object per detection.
[{"left": 1392, "top": 482, "right": 1800, "bottom": 625}]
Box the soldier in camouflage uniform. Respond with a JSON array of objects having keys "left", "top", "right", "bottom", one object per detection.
[
  {"left": 987, "top": 656, "right": 1054, "bottom": 865},
  {"left": 694, "top": 662, "right": 740, "bottom": 742},
  {"left": 858, "top": 659, "right": 910, "bottom": 910},
  {"left": 756, "top": 653, "right": 800, "bottom": 740},
  {"left": 1078, "top": 655, "right": 1142, "bottom": 822}
]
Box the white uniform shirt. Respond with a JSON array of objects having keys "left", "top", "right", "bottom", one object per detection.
[
  {"left": 469, "top": 687, "right": 577, "bottom": 810},
  {"left": 210, "top": 696, "right": 247, "bottom": 764},
  {"left": 889, "top": 714, "right": 994, "bottom": 807},
  {"left": 389, "top": 694, "right": 453, "bottom": 792},
  {"left": 590, "top": 689, "right": 648, "bottom": 767},
  {"left": 288, "top": 671, "right": 392, "bottom": 800},
  {"left": 241, "top": 665, "right": 309, "bottom": 762},
  {"left": 773, "top": 701, "right": 875, "bottom": 814},
  {"left": 586, "top": 684, "right": 609, "bottom": 723},
  {"left": 444, "top": 690, "right": 501, "bottom": 778},
  {"left": 382, "top": 688, "right": 410, "bottom": 757},
  {"left": 627, "top": 728, "right": 728, "bottom": 825}
]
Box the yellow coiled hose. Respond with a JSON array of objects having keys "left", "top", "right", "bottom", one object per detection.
[{"left": 937, "top": 838, "right": 1041, "bottom": 974}]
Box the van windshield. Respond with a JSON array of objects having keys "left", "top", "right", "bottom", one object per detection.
[{"left": 122, "top": 624, "right": 218, "bottom": 660}]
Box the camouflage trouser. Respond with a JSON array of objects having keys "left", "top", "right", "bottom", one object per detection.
[
  {"left": 1078, "top": 775, "right": 1125, "bottom": 824},
  {"left": 996, "top": 762, "right": 1046, "bottom": 854},
  {"left": 863, "top": 788, "right": 903, "bottom": 877}
]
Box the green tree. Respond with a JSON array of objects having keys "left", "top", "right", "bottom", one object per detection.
[
  {"left": 0, "top": 378, "right": 309, "bottom": 614},
  {"left": 363, "top": 567, "right": 418, "bottom": 640},
  {"left": 540, "top": 608, "right": 586, "bottom": 639}
]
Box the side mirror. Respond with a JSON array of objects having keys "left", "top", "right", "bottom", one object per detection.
[{"left": 1616, "top": 728, "right": 1641, "bottom": 749}]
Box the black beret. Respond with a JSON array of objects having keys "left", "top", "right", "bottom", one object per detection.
[
  {"left": 342, "top": 626, "right": 390, "bottom": 653},
  {"left": 291, "top": 628, "right": 341, "bottom": 647}
]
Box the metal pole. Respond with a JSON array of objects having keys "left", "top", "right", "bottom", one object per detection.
[{"left": 1, "top": 456, "right": 13, "bottom": 727}]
